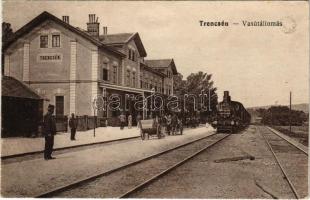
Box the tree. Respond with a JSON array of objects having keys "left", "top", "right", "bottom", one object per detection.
[
  {"left": 173, "top": 72, "right": 186, "bottom": 95},
  {"left": 173, "top": 71, "right": 218, "bottom": 121},
  {"left": 2, "top": 22, "right": 14, "bottom": 74},
  {"left": 2, "top": 22, "right": 13, "bottom": 46},
  {"left": 260, "top": 106, "right": 307, "bottom": 126}
]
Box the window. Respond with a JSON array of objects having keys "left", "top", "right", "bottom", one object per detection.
[
  {"left": 145, "top": 79, "right": 148, "bottom": 89},
  {"left": 167, "top": 71, "right": 171, "bottom": 78},
  {"left": 132, "top": 72, "right": 136, "bottom": 87},
  {"left": 112, "top": 66, "right": 117, "bottom": 84},
  {"left": 55, "top": 96, "right": 64, "bottom": 116},
  {"left": 126, "top": 70, "right": 131, "bottom": 86},
  {"left": 140, "top": 74, "right": 143, "bottom": 88},
  {"left": 132, "top": 51, "right": 135, "bottom": 61},
  {"left": 40, "top": 35, "right": 48, "bottom": 48},
  {"left": 102, "top": 69, "right": 108, "bottom": 81},
  {"left": 52, "top": 34, "right": 60, "bottom": 47},
  {"left": 128, "top": 49, "right": 131, "bottom": 60},
  {"left": 102, "top": 63, "right": 108, "bottom": 81},
  {"left": 128, "top": 49, "right": 136, "bottom": 61}
]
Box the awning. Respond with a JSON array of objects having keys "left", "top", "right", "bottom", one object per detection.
[{"left": 2, "top": 76, "right": 43, "bottom": 100}]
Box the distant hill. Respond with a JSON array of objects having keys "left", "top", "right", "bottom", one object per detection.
[{"left": 247, "top": 103, "right": 309, "bottom": 113}]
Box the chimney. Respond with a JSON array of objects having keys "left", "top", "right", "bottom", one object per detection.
[
  {"left": 62, "top": 16, "right": 69, "bottom": 24},
  {"left": 87, "top": 14, "right": 100, "bottom": 38},
  {"left": 223, "top": 91, "right": 231, "bottom": 102},
  {"left": 103, "top": 26, "right": 108, "bottom": 35}
]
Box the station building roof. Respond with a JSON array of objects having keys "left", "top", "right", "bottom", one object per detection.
[
  {"left": 100, "top": 33, "right": 147, "bottom": 57},
  {"left": 145, "top": 59, "right": 178, "bottom": 75},
  {"left": 3, "top": 11, "right": 125, "bottom": 58}
]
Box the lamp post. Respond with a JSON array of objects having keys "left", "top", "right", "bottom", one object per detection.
[
  {"left": 149, "top": 88, "right": 155, "bottom": 118},
  {"left": 92, "top": 98, "right": 98, "bottom": 137},
  {"left": 289, "top": 91, "right": 292, "bottom": 133}
]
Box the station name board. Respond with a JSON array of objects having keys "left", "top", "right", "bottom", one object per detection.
[{"left": 37, "top": 53, "right": 62, "bottom": 62}]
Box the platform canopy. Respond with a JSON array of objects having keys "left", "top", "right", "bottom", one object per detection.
[{"left": 2, "top": 76, "right": 42, "bottom": 99}]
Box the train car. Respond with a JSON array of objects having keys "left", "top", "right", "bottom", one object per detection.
[{"left": 213, "top": 91, "right": 251, "bottom": 133}]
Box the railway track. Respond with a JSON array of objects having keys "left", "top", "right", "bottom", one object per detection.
[
  {"left": 35, "top": 132, "right": 230, "bottom": 198},
  {"left": 258, "top": 126, "right": 308, "bottom": 199}
]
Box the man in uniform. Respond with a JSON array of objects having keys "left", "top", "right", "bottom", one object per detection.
[
  {"left": 69, "top": 113, "right": 78, "bottom": 140},
  {"left": 43, "top": 104, "right": 57, "bottom": 160}
]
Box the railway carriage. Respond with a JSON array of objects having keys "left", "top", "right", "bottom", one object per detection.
[{"left": 214, "top": 91, "right": 251, "bottom": 133}]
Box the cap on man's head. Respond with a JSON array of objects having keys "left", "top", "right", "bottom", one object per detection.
[{"left": 48, "top": 104, "right": 55, "bottom": 109}]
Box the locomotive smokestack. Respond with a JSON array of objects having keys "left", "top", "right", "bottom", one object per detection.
[{"left": 223, "top": 91, "right": 231, "bottom": 102}]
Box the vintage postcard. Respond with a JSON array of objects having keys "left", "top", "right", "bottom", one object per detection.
[{"left": 1, "top": 0, "right": 309, "bottom": 198}]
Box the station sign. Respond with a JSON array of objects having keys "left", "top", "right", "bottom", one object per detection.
[{"left": 37, "top": 53, "right": 62, "bottom": 62}]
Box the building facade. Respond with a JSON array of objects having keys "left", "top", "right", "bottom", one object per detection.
[{"left": 3, "top": 11, "right": 178, "bottom": 127}]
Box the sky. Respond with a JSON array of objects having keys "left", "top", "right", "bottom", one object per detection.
[{"left": 2, "top": 1, "right": 309, "bottom": 107}]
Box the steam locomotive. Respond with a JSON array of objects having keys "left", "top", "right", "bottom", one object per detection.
[{"left": 213, "top": 91, "right": 251, "bottom": 133}]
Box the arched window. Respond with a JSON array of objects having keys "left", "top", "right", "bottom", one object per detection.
[
  {"left": 132, "top": 71, "right": 136, "bottom": 88},
  {"left": 126, "top": 69, "right": 131, "bottom": 86},
  {"left": 111, "top": 65, "right": 117, "bottom": 84},
  {"left": 102, "top": 63, "right": 108, "bottom": 81},
  {"left": 140, "top": 73, "right": 143, "bottom": 88}
]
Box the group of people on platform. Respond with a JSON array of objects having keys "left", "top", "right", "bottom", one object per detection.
[{"left": 118, "top": 112, "right": 200, "bottom": 135}]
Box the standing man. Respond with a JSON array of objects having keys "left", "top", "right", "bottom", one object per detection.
[
  {"left": 128, "top": 114, "right": 132, "bottom": 129},
  {"left": 69, "top": 113, "right": 78, "bottom": 140},
  {"left": 166, "top": 114, "right": 172, "bottom": 135},
  {"left": 119, "top": 112, "right": 126, "bottom": 130},
  {"left": 43, "top": 104, "right": 57, "bottom": 160}
]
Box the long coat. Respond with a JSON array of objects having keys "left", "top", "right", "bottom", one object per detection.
[
  {"left": 69, "top": 117, "right": 78, "bottom": 129},
  {"left": 42, "top": 113, "right": 56, "bottom": 136}
]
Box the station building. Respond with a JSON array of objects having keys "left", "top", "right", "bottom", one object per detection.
[{"left": 2, "top": 11, "right": 178, "bottom": 132}]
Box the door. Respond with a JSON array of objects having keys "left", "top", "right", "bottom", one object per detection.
[{"left": 55, "top": 96, "right": 64, "bottom": 116}]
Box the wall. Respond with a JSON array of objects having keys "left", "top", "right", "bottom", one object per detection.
[
  {"left": 123, "top": 39, "right": 141, "bottom": 88},
  {"left": 4, "top": 20, "right": 102, "bottom": 117},
  {"left": 98, "top": 49, "right": 122, "bottom": 85},
  {"left": 6, "top": 46, "right": 23, "bottom": 80}
]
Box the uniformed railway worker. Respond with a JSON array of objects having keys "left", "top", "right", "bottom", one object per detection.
[
  {"left": 69, "top": 113, "right": 78, "bottom": 140},
  {"left": 43, "top": 104, "right": 57, "bottom": 160}
]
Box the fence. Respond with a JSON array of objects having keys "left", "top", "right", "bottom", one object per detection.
[
  {"left": 56, "top": 115, "right": 136, "bottom": 132},
  {"left": 55, "top": 116, "right": 68, "bottom": 132}
]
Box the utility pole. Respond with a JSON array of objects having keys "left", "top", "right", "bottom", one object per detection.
[
  {"left": 92, "top": 98, "right": 97, "bottom": 137},
  {"left": 289, "top": 91, "right": 292, "bottom": 133}
]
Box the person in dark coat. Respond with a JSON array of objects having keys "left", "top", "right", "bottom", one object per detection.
[
  {"left": 69, "top": 113, "right": 78, "bottom": 140},
  {"left": 166, "top": 114, "right": 172, "bottom": 135},
  {"left": 43, "top": 104, "right": 57, "bottom": 160},
  {"left": 119, "top": 112, "right": 126, "bottom": 130},
  {"left": 171, "top": 114, "right": 178, "bottom": 135}
]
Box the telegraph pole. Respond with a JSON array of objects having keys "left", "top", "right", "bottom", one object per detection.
[{"left": 289, "top": 91, "right": 292, "bottom": 133}]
